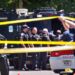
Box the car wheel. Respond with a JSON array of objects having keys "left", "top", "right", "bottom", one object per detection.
[{"left": 53, "top": 70, "right": 60, "bottom": 73}]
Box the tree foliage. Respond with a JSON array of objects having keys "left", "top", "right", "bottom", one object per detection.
[{"left": 0, "top": 0, "right": 75, "bottom": 12}]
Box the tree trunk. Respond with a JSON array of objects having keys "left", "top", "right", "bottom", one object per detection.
[{"left": 19, "top": 0, "right": 23, "bottom": 8}]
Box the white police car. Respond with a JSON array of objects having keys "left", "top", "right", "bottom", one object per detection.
[{"left": 49, "top": 49, "right": 75, "bottom": 73}]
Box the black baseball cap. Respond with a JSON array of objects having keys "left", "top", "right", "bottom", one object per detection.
[{"left": 22, "top": 25, "right": 30, "bottom": 29}]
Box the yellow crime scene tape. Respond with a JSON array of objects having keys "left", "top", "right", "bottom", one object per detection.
[
  {"left": 0, "top": 16, "right": 75, "bottom": 54},
  {"left": 0, "top": 41, "right": 75, "bottom": 45},
  {"left": 0, "top": 41, "right": 74, "bottom": 54},
  {"left": 0, "top": 16, "right": 75, "bottom": 25},
  {"left": 0, "top": 16, "right": 58, "bottom": 25},
  {"left": 64, "top": 16, "right": 75, "bottom": 21},
  {"left": 0, "top": 45, "right": 75, "bottom": 54}
]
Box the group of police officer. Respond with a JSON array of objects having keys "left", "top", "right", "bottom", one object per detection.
[
  {"left": 17, "top": 25, "right": 51, "bottom": 70},
  {"left": 17, "top": 23, "right": 73, "bottom": 71},
  {"left": 0, "top": 23, "right": 53, "bottom": 75}
]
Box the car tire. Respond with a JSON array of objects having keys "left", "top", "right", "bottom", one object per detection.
[{"left": 53, "top": 70, "right": 60, "bottom": 73}]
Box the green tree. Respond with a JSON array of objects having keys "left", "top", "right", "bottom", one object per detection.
[{"left": 0, "top": 0, "right": 75, "bottom": 12}]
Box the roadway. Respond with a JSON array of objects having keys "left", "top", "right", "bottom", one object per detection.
[{"left": 9, "top": 71, "right": 59, "bottom": 75}]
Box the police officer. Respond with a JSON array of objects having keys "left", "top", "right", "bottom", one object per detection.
[
  {"left": 55, "top": 30, "right": 62, "bottom": 41},
  {"left": 0, "top": 34, "right": 9, "bottom": 75},
  {"left": 30, "top": 27, "right": 41, "bottom": 70},
  {"left": 40, "top": 28, "right": 50, "bottom": 70},
  {"left": 18, "top": 25, "right": 30, "bottom": 70},
  {"left": 61, "top": 30, "right": 73, "bottom": 41}
]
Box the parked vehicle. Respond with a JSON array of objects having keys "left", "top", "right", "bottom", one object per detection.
[{"left": 50, "top": 49, "right": 75, "bottom": 74}]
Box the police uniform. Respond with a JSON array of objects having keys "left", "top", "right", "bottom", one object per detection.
[
  {"left": 0, "top": 34, "right": 9, "bottom": 75},
  {"left": 30, "top": 33, "right": 41, "bottom": 70},
  {"left": 18, "top": 32, "right": 29, "bottom": 70},
  {"left": 40, "top": 33, "right": 50, "bottom": 70},
  {"left": 61, "top": 31, "right": 73, "bottom": 41}
]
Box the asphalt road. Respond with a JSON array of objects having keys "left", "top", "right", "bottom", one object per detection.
[{"left": 9, "top": 71, "right": 59, "bottom": 75}]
